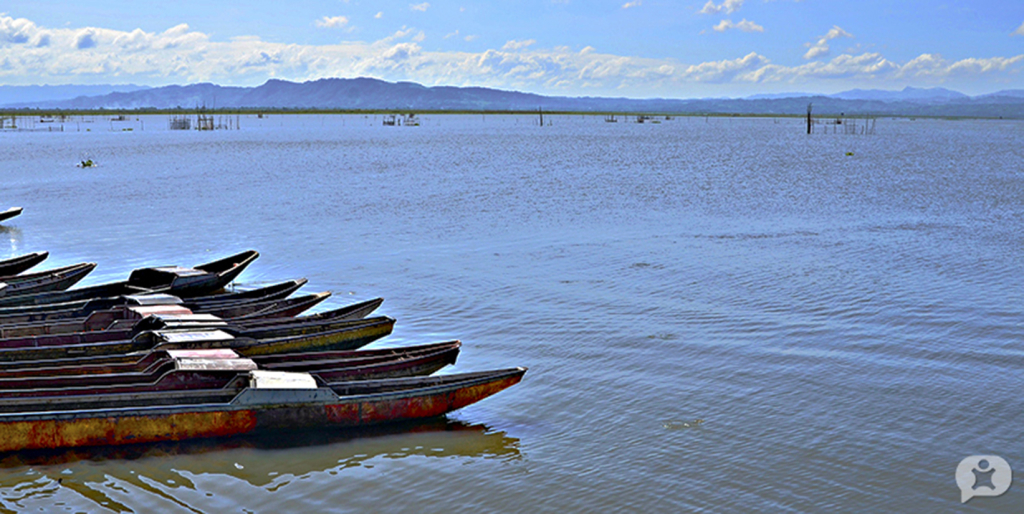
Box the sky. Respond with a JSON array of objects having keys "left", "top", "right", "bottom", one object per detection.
[{"left": 1, "top": 1, "right": 1023, "bottom": 98}]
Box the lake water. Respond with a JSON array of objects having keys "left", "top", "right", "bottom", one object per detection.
[{"left": 1, "top": 114, "right": 1022, "bottom": 512}]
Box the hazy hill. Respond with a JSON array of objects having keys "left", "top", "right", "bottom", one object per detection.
[
  {"left": 829, "top": 86, "right": 969, "bottom": 102},
  {"left": 4, "top": 78, "right": 1024, "bottom": 118}
]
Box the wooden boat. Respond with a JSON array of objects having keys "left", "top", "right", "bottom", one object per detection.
[
  {"left": 0, "top": 298, "right": 387, "bottom": 352},
  {"left": 0, "top": 250, "right": 259, "bottom": 307},
  {"left": 0, "top": 341, "right": 461, "bottom": 380},
  {"left": 0, "top": 341, "right": 461, "bottom": 393},
  {"left": 186, "top": 279, "right": 308, "bottom": 305},
  {"left": 0, "top": 207, "right": 21, "bottom": 223},
  {"left": 0, "top": 263, "right": 97, "bottom": 297},
  {"left": 0, "top": 367, "right": 526, "bottom": 452},
  {"left": 0, "top": 316, "right": 396, "bottom": 361},
  {"left": 201, "top": 292, "right": 331, "bottom": 320},
  {"left": 0, "top": 252, "right": 48, "bottom": 276},
  {"left": 0, "top": 279, "right": 309, "bottom": 324},
  {"left": 0, "top": 291, "right": 334, "bottom": 338}
]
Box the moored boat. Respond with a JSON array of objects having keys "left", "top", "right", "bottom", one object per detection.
[
  {"left": 0, "top": 250, "right": 259, "bottom": 307},
  {"left": 0, "top": 341, "right": 461, "bottom": 380},
  {"left": 0, "top": 262, "right": 97, "bottom": 297},
  {"left": 0, "top": 367, "right": 526, "bottom": 452},
  {"left": 0, "top": 279, "right": 310, "bottom": 325},
  {"left": 0, "top": 207, "right": 21, "bottom": 223},
  {"left": 0, "top": 316, "right": 396, "bottom": 361},
  {"left": 0, "top": 341, "right": 462, "bottom": 395},
  {"left": 0, "top": 252, "right": 48, "bottom": 276}
]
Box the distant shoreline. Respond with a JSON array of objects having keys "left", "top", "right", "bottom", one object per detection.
[{"left": 0, "top": 109, "right": 1012, "bottom": 120}]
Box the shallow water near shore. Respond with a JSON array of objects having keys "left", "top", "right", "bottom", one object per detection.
[{"left": 2, "top": 114, "right": 1023, "bottom": 512}]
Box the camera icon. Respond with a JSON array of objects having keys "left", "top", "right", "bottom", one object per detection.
[{"left": 956, "top": 455, "right": 1012, "bottom": 503}]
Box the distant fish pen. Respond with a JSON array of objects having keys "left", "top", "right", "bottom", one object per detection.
[
  {"left": 168, "top": 113, "right": 241, "bottom": 131},
  {"left": 805, "top": 103, "right": 877, "bottom": 135}
]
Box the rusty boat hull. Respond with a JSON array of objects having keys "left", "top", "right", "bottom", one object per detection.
[{"left": 0, "top": 367, "right": 526, "bottom": 452}]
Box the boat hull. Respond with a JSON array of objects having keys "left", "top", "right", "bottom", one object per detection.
[
  {"left": 0, "top": 368, "right": 525, "bottom": 452},
  {"left": 0, "top": 252, "right": 48, "bottom": 276}
]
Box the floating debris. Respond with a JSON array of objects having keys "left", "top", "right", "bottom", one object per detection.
[
  {"left": 77, "top": 159, "right": 95, "bottom": 168},
  {"left": 663, "top": 419, "right": 705, "bottom": 430}
]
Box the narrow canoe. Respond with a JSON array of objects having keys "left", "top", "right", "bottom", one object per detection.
[
  {"left": 0, "top": 250, "right": 259, "bottom": 307},
  {"left": 0, "top": 208, "right": 21, "bottom": 223},
  {"left": 0, "top": 279, "right": 309, "bottom": 325},
  {"left": 0, "top": 367, "right": 526, "bottom": 452},
  {"left": 0, "top": 263, "right": 96, "bottom": 297},
  {"left": 0, "top": 291, "right": 333, "bottom": 338},
  {"left": 0, "top": 316, "right": 396, "bottom": 361},
  {"left": 0, "top": 298, "right": 388, "bottom": 350},
  {"left": 0, "top": 341, "right": 461, "bottom": 395},
  {"left": 0, "top": 279, "right": 308, "bottom": 320},
  {"left": 0, "top": 252, "right": 48, "bottom": 276},
  {"left": 0, "top": 341, "right": 461, "bottom": 380}
]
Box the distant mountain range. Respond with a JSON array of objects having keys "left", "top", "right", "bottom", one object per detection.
[{"left": 3, "top": 79, "right": 1024, "bottom": 118}]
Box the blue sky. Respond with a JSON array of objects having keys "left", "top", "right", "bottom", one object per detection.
[{"left": 2, "top": 1, "right": 1023, "bottom": 97}]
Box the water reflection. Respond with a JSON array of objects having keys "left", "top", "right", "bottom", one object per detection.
[
  {"left": 0, "top": 417, "right": 520, "bottom": 471},
  {"left": 0, "top": 418, "right": 521, "bottom": 512},
  {"left": 0, "top": 226, "right": 21, "bottom": 256}
]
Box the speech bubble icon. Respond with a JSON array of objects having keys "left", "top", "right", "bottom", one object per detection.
[{"left": 956, "top": 455, "right": 1012, "bottom": 503}]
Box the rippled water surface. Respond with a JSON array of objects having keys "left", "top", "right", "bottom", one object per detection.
[{"left": 2, "top": 114, "right": 1023, "bottom": 512}]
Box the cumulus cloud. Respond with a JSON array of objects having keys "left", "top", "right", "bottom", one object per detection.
[
  {"left": 410, "top": 3, "right": 430, "bottom": 11},
  {"left": 315, "top": 16, "right": 349, "bottom": 29},
  {"left": 712, "top": 19, "right": 764, "bottom": 33},
  {"left": 1014, "top": 21, "right": 1024, "bottom": 36},
  {"left": 375, "top": 12, "right": 384, "bottom": 19},
  {"left": 699, "top": 0, "right": 744, "bottom": 15},
  {"left": 622, "top": 1, "right": 642, "bottom": 8},
  {"left": 804, "top": 25, "right": 852, "bottom": 59},
  {"left": 1, "top": 15, "right": 1022, "bottom": 96},
  {"left": 502, "top": 39, "right": 536, "bottom": 51}
]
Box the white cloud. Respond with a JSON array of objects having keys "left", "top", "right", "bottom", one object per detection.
[
  {"left": 375, "top": 12, "right": 384, "bottom": 19},
  {"left": 712, "top": 19, "right": 764, "bottom": 33},
  {"left": 699, "top": 0, "right": 744, "bottom": 15},
  {"left": 315, "top": 16, "right": 349, "bottom": 29},
  {"left": 444, "top": 30, "right": 460, "bottom": 39},
  {"left": 622, "top": 0, "right": 642, "bottom": 8},
  {"left": 1013, "top": 21, "right": 1024, "bottom": 36},
  {"left": 502, "top": 39, "right": 537, "bottom": 51},
  {"left": 410, "top": 3, "right": 430, "bottom": 12},
  {"left": 1, "top": 15, "right": 1022, "bottom": 97},
  {"left": 464, "top": 35, "right": 478, "bottom": 42},
  {"left": 804, "top": 25, "right": 852, "bottom": 59}
]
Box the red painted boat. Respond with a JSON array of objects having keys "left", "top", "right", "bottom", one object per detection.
[{"left": 0, "top": 367, "right": 526, "bottom": 452}]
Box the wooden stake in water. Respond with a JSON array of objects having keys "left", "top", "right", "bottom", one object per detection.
[{"left": 806, "top": 103, "right": 813, "bottom": 135}]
